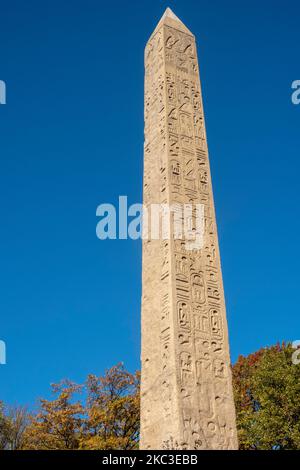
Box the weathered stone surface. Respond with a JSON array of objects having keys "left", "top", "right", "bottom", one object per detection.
[{"left": 140, "top": 8, "right": 238, "bottom": 450}]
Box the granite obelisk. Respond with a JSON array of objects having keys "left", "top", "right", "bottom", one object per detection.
[{"left": 140, "top": 8, "right": 238, "bottom": 450}]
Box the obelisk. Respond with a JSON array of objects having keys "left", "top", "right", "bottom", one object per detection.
[{"left": 140, "top": 8, "right": 238, "bottom": 450}]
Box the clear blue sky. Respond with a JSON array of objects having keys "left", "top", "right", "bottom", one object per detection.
[{"left": 0, "top": 0, "right": 299, "bottom": 407}]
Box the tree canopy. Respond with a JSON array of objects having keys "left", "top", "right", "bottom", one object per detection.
[
  {"left": 232, "top": 343, "right": 300, "bottom": 450},
  {"left": 23, "top": 363, "right": 140, "bottom": 450}
]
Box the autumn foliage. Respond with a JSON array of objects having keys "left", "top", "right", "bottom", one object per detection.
[
  {"left": 232, "top": 343, "right": 300, "bottom": 450},
  {"left": 1, "top": 363, "right": 139, "bottom": 450}
]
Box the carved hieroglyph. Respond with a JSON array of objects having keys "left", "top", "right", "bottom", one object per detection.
[{"left": 140, "top": 8, "right": 238, "bottom": 450}]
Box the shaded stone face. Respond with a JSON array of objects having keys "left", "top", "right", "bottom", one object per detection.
[{"left": 140, "top": 8, "right": 238, "bottom": 450}]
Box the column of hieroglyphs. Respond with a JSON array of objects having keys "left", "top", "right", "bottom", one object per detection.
[{"left": 140, "top": 8, "right": 238, "bottom": 450}]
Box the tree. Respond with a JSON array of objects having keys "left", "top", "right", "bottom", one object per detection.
[
  {"left": 0, "top": 402, "right": 9, "bottom": 450},
  {"left": 0, "top": 402, "right": 29, "bottom": 450},
  {"left": 232, "top": 343, "right": 300, "bottom": 450},
  {"left": 24, "top": 381, "right": 83, "bottom": 450},
  {"left": 81, "top": 363, "right": 140, "bottom": 449}
]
